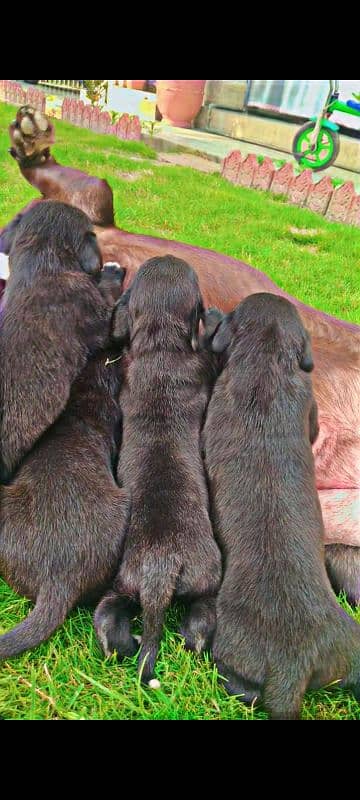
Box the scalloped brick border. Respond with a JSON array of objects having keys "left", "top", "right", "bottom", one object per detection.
[{"left": 222, "top": 150, "right": 360, "bottom": 227}]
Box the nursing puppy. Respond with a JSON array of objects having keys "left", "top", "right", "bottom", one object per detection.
[
  {"left": 0, "top": 201, "right": 119, "bottom": 483},
  {"left": 0, "top": 344, "right": 128, "bottom": 660},
  {"left": 204, "top": 293, "right": 360, "bottom": 720},
  {"left": 94, "top": 256, "right": 222, "bottom": 684}
]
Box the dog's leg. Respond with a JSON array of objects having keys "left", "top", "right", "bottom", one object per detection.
[
  {"left": 94, "top": 591, "right": 139, "bottom": 660},
  {"left": 311, "top": 648, "right": 360, "bottom": 703},
  {"left": 179, "top": 596, "right": 217, "bottom": 653},
  {"left": 8, "top": 107, "right": 114, "bottom": 225},
  {"left": 264, "top": 666, "right": 309, "bottom": 720},
  {"left": 325, "top": 545, "right": 360, "bottom": 606},
  {"left": 216, "top": 660, "right": 261, "bottom": 705},
  {"left": 339, "top": 667, "right": 360, "bottom": 701},
  {"left": 9, "top": 105, "right": 55, "bottom": 165}
]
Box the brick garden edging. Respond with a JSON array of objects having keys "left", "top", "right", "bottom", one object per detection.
[
  {"left": 0, "top": 81, "right": 142, "bottom": 142},
  {"left": 221, "top": 150, "right": 360, "bottom": 228}
]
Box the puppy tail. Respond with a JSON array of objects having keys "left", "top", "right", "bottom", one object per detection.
[
  {"left": 0, "top": 585, "right": 72, "bottom": 661},
  {"left": 138, "top": 554, "right": 180, "bottom": 686}
]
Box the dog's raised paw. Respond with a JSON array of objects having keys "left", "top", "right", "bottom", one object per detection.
[{"left": 9, "top": 106, "right": 54, "bottom": 164}]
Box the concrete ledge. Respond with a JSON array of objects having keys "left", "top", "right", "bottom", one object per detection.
[
  {"left": 204, "top": 80, "right": 247, "bottom": 111},
  {"left": 196, "top": 107, "right": 360, "bottom": 173}
]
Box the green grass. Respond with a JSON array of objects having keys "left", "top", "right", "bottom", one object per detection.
[{"left": 0, "top": 102, "right": 359, "bottom": 721}]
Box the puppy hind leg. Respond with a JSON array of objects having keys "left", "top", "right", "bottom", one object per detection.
[
  {"left": 94, "top": 591, "right": 139, "bottom": 660},
  {"left": 336, "top": 654, "right": 360, "bottom": 702},
  {"left": 179, "top": 596, "right": 217, "bottom": 653},
  {"left": 216, "top": 660, "right": 262, "bottom": 705},
  {"left": 325, "top": 545, "right": 360, "bottom": 606},
  {"left": 264, "top": 666, "right": 310, "bottom": 720},
  {"left": 137, "top": 554, "right": 180, "bottom": 686}
]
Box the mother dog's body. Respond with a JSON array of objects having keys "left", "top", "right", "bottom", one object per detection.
[{"left": 1, "top": 107, "right": 359, "bottom": 602}]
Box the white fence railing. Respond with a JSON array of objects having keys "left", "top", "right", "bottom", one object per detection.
[{"left": 39, "top": 80, "right": 82, "bottom": 92}]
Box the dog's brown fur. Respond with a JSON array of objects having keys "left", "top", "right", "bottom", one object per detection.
[
  {"left": 3, "top": 107, "right": 359, "bottom": 598},
  {"left": 203, "top": 293, "right": 360, "bottom": 719}
]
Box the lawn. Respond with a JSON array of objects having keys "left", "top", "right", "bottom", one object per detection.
[{"left": 0, "top": 102, "right": 359, "bottom": 721}]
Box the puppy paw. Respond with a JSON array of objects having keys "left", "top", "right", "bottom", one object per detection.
[
  {"left": 102, "top": 263, "right": 126, "bottom": 279},
  {"left": 96, "top": 619, "right": 139, "bottom": 660},
  {"left": 179, "top": 599, "right": 217, "bottom": 653},
  {"left": 94, "top": 594, "right": 139, "bottom": 661},
  {"left": 97, "top": 264, "right": 126, "bottom": 306},
  {"left": 216, "top": 661, "right": 261, "bottom": 705}
]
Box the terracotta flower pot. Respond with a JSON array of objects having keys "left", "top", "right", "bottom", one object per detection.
[
  {"left": 126, "top": 80, "right": 146, "bottom": 91},
  {"left": 156, "top": 80, "right": 206, "bottom": 127}
]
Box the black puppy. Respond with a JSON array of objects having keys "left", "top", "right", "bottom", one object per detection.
[
  {"left": 0, "top": 343, "right": 128, "bottom": 660},
  {"left": 94, "top": 255, "right": 222, "bottom": 684},
  {"left": 203, "top": 292, "right": 360, "bottom": 720},
  {"left": 0, "top": 201, "right": 119, "bottom": 483}
]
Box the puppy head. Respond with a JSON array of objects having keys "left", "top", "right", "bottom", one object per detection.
[
  {"left": 126, "top": 255, "right": 205, "bottom": 351},
  {"left": 6, "top": 201, "right": 102, "bottom": 286},
  {"left": 212, "top": 292, "right": 314, "bottom": 373}
]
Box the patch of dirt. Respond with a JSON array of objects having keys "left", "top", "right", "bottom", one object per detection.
[
  {"left": 289, "top": 227, "right": 319, "bottom": 237},
  {"left": 115, "top": 169, "right": 154, "bottom": 181}
]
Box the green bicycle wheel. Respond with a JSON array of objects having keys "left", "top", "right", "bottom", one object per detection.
[{"left": 292, "top": 121, "right": 340, "bottom": 171}]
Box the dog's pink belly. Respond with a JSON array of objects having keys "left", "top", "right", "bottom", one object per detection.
[
  {"left": 320, "top": 489, "right": 360, "bottom": 546},
  {"left": 313, "top": 416, "right": 360, "bottom": 491}
]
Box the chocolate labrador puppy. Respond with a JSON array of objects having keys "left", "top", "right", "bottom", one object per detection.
[
  {"left": 203, "top": 293, "right": 360, "bottom": 720},
  {"left": 94, "top": 256, "right": 222, "bottom": 684},
  {"left": 0, "top": 344, "right": 128, "bottom": 660},
  {"left": 0, "top": 201, "right": 120, "bottom": 483}
]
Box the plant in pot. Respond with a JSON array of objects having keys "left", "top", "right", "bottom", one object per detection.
[
  {"left": 156, "top": 80, "right": 206, "bottom": 127},
  {"left": 83, "top": 80, "right": 108, "bottom": 106}
]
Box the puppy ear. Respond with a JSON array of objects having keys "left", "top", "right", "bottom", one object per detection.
[
  {"left": 190, "top": 300, "right": 204, "bottom": 351},
  {"left": 1, "top": 213, "right": 23, "bottom": 254},
  {"left": 112, "top": 289, "right": 131, "bottom": 343},
  {"left": 78, "top": 232, "right": 102, "bottom": 275},
  {"left": 299, "top": 331, "right": 314, "bottom": 372},
  {"left": 212, "top": 315, "right": 232, "bottom": 354}
]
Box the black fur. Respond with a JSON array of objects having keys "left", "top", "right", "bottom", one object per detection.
[
  {"left": 204, "top": 292, "right": 360, "bottom": 719},
  {"left": 94, "top": 255, "right": 222, "bottom": 682}
]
